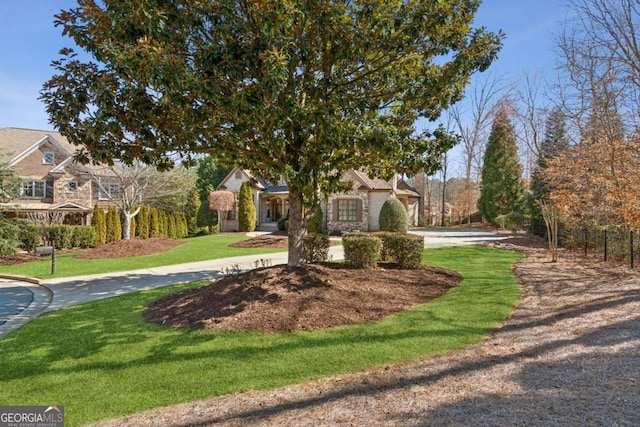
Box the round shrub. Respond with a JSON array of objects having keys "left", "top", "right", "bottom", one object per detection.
[
  {"left": 343, "top": 233, "right": 382, "bottom": 268},
  {"left": 379, "top": 198, "right": 408, "bottom": 233},
  {"left": 277, "top": 216, "right": 288, "bottom": 231}
]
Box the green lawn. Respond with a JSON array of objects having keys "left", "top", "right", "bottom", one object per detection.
[
  {"left": 0, "top": 234, "right": 285, "bottom": 279},
  {"left": 0, "top": 245, "right": 522, "bottom": 426}
]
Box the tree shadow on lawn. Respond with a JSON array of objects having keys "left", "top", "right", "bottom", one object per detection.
[
  {"left": 0, "top": 288, "right": 489, "bottom": 383},
  {"left": 175, "top": 291, "right": 640, "bottom": 427}
]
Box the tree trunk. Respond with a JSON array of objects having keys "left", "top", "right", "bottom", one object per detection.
[
  {"left": 122, "top": 207, "right": 140, "bottom": 240},
  {"left": 287, "top": 188, "right": 306, "bottom": 267}
]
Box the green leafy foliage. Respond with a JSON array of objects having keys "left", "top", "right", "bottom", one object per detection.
[
  {"left": 374, "top": 232, "right": 424, "bottom": 268},
  {"left": 343, "top": 233, "right": 382, "bottom": 268},
  {"left": 0, "top": 219, "right": 19, "bottom": 256},
  {"left": 45, "top": 225, "right": 73, "bottom": 249},
  {"left": 42, "top": 0, "right": 502, "bottom": 266},
  {"left": 18, "top": 224, "right": 43, "bottom": 253},
  {"left": 277, "top": 216, "right": 288, "bottom": 231},
  {"left": 302, "top": 233, "right": 330, "bottom": 264},
  {"left": 71, "top": 226, "right": 97, "bottom": 248},
  {"left": 528, "top": 107, "right": 570, "bottom": 237},
  {"left": 237, "top": 181, "right": 257, "bottom": 232},
  {"left": 307, "top": 206, "right": 324, "bottom": 233},
  {"left": 478, "top": 108, "right": 525, "bottom": 225},
  {"left": 379, "top": 198, "right": 409, "bottom": 233}
]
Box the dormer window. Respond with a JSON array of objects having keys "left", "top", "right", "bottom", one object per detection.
[{"left": 43, "top": 151, "right": 55, "bottom": 165}]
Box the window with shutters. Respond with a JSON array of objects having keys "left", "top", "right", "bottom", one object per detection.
[{"left": 337, "top": 199, "right": 358, "bottom": 222}]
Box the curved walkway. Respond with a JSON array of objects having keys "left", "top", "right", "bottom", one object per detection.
[{"left": 0, "top": 228, "right": 507, "bottom": 339}]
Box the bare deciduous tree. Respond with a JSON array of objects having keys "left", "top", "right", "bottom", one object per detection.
[
  {"left": 91, "top": 163, "right": 196, "bottom": 239},
  {"left": 449, "top": 73, "right": 509, "bottom": 223}
]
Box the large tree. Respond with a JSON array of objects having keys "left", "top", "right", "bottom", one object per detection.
[
  {"left": 528, "top": 106, "right": 570, "bottom": 236},
  {"left": 42, "top": 0, "right": 502, "bottom": 266},
  {"left": 478, "top": 107, "right": 525, "bottom": 225}
]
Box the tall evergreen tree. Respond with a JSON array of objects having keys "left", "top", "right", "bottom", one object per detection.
[
  {"left": 137, "top": 205, "right": 150, "bottom": 239},
  {"left": 528, "top": 107, "right": 570, "bottom": 236},
  {"left": 106, "top": 206, "right": 122, "bottom": 243},
  {"left": 184, "top": 189, "right": 201, "bottom": 236},
  {"left": 149, "top": 208, "right": 160, "bottom": 238},
  {"left": 237, "top": 181, "right": 257, "bottom": 232},
  {"left": 91, "top": 205, "right": 107, "bottom": 245},
  {"left": 478, "top": 108, "right": 525, "bottom": 225}
]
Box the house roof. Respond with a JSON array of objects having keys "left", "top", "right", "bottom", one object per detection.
[
  {"left": 396, "top": 178, "right": 420, "bottom": 198},
  {"left": 0, "top": 127, "right": 80, "bottom": 164},
  {"left": 351, "top": 170, "right": 393, "bottom": 190},
  {"left": 263, "top": 185, "right": 289, "bottom": 194},
  {"left": 218, "top": 167, "right": 270, "bottom": 190}
]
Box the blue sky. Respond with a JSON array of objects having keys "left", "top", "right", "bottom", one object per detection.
[{"left": 0, "top": 0, "right": 572, "bottom": 131}]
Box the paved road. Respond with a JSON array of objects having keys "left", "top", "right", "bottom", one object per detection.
[
  {"left": 0, "top": 282, "right": 33, "bottom": 326},
  {"left": 0, "top": 228, "right": 507, "bottom": 339}
]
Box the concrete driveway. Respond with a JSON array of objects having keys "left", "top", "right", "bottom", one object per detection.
[{"left": 409, "top": 227, "right": 509, "bottom": 248}]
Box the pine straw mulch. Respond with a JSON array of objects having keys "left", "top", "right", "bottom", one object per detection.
[{"left": 90, "top": 238, "right": 640, "bottom": 427}]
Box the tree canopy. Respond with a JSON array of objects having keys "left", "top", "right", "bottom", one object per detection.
[{"left": 42, "top": 0, "right": 502, "bottom": 265}]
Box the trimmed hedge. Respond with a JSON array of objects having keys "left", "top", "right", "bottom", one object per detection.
[
  {"left": 71, "top": 226, "right": 97, "bottom": 248},
  {"left": 303, "top": 233, "right": 330, "bottom": 263},
  {"left": 18, "top": 224, "right": 43, "bottom": 253},
  {"left": 383, "top": 233, "right": 424, "bottom": 268},
  {"left": 343, "top": 233, "right": 382, "bottom": 268},
  {"left": 46, "top": 225, "right": 73, "bottom": 249}
]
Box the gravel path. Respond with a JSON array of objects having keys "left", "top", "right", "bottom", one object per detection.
[{"left": 90, "top": 245, "right": 640, "bottom": 427}]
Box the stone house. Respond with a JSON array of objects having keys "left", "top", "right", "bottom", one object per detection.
[
  {"left": 217, "top": 167, "right": 420, "bottom": 232},
  {"left": 0, "top": 127, "right": 121, "bottom": 224}
]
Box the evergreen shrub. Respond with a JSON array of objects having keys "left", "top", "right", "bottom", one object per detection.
[
  {"left": 379, "top": 198, "right": 408, "bottom": 233},
  {"left": 46, "top": 225, "right": 73, "bottom": 249},
  {"left": 382, "top": 233, "right": 424, "bottom": 268},
  {"left": 18, "top": 224, "right": 42, "bottom": 253},
  {"left": 237, "top": 181, "right": 257, "bottom": 232},
  {"left": 277, "top": 216, "right": 288, "bottom": 231},
  {"left": 303, "top": 233, "right": 330, "bottom": 263},
  {"left": 343, "top": 233, "right": 381, "bottom": 268},
  {"left": 71, "top": 226, "right": 97, "bottom": 248}
]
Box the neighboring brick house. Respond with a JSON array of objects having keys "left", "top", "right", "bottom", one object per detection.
[
  {"left": 0, "top": 127, "right": 119, "bottom": 224},
  {"left": 217, "top": 167, "right": 420, "bottom": 232}
]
